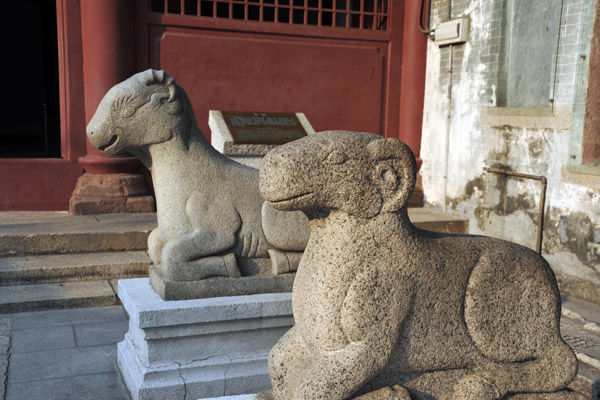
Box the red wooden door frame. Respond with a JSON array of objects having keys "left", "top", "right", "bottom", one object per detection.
[
  {"left": 0, "top": 0, "right": 86, "bottom": 211},
  {"left": 135, "top": 0, "right": 406, "bottom": 139}
]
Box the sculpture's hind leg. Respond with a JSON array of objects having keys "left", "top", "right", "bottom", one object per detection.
[
  {"left": 452, "top": 340, "right": 577, "bottom": 398},
  {"left": 352, "top": 385, "right": 412, "bottom": 399},
  {"left": 507, "top": 390, "right": 587, "bottom": 399},
  {"left": 459, "top": 251, "right": 578, "bottom": 398}
]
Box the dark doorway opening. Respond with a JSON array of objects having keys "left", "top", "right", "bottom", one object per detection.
[{"left": 0, "top": 0, "right": 60, "bottom": 158}]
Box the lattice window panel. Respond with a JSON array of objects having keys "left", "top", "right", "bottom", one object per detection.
[{"left": 150, "top": 0, "right": 389, "bottom": 31}]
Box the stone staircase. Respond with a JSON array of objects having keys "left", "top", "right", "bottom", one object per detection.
[
  {"left": 0, "top": 212, "right": 156, "bottom": 313},
  {"left": 561, "top": 295, "right": 600, "bottom": 398},
  {"left": 0, "top": 209, "right": 468, "bottom": 313}
]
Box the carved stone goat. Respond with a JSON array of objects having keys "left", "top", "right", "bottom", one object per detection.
[
  {"left": 87, "top": 69, "right": 308, "bottom": 299},
  {"left": 258, "top": 131, "right": 580, "bottom": 400}
]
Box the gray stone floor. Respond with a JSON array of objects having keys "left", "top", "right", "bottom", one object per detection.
[
  {"left": 2, "top": 296, "right": 600, "bottom": 400},
  {"left": 3, "top": 306, "right": 130, "bottom": 400}
]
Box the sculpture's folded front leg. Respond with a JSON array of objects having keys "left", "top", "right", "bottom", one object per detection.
[
  {"left": 272, "top": 267, "right": 410, "bottom": 400},
  {"left": 160, "top": 228, "right": 241, "bottom": 281},
  {"left": 287, "top": 341, "right": 390, "bottom": 400},
  {"left": 147, "top": 227, "right": 165, "bottom": 266}
]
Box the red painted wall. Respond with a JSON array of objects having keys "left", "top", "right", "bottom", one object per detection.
[
  {"left": 0, "top": 0, "right": 85, "bottom": 211},
  {"left": 152, "top": 27, "right": 389, "bottom": 139},
  {"left": 0, "top": 0, "right": 427, "bottom": 211},
  {"left": 138, "top": 1, "right": 405, "bottom": 140}
]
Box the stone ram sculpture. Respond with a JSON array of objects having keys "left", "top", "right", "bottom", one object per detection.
[
  {"left": 86, "top": 69, "right": 309, "bottom": 299},
  {"left": 257, "top": 131, "right": 580, "bottom": 399}
]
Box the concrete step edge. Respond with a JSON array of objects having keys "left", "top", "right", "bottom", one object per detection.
[
  {"left": 0, "top": 280, "right": 117, "bottom": 314},
  {"left": 563, "top": 306, "right": 600, "bottom": 335},
  {"left": 0, "top": 251, "right": 150, "bottom": 285},
  {"left": 407, "top": 208, "right": 469, "bottom": 234},
  {"left": 561, "top": 305, "right": 600, "bottom": 395},
  {"left": 0, "top": 210, "right": 466, "bottom": 256},
  {"left": 0, "top": 231, "right": 151, "bottom": 256},
  {"left": 576, "top": 351, "right": 600, "bottom": 371}
]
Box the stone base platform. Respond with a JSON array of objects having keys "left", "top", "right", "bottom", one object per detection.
[
  {"left": 117, "top": 278, "right": 292, "bottom": 400},
  {"left": 149, "top": 264, "right": 295, "bottom": 300}
]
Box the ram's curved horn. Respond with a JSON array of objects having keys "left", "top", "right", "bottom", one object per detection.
[{"left": 367, "top": 138, "right": 416, "bottom": 212}]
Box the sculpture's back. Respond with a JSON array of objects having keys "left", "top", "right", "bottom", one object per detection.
[{"left": 258, "top": 131, "right": 581, "bottom": 399}]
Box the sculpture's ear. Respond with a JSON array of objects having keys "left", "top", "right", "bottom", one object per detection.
[
  {"left": 152, "top": 69, "right": 165, "bottom": 82},
  {"left": 150, "top": 92, "right": 182, "bottom": 115},
  {"left": 140, "top": 69, "right": 182, "bottom": 115},
  {"left": 139, "top": 69, "right": 166, "bottom": 85},
  {"left": 367, "top": 138, "right": 416, "bottom": 212}
]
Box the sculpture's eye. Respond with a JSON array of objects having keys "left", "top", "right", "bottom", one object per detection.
[
  {"left": 326, "top": 150, "right": 347, "bottom": 165},
  {"left": 121, "top": 106, "right": 136, "bottom": 118}
]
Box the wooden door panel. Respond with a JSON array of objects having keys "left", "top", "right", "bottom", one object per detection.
[{"left": 150, "top": 26, "right": 386, "bottom": 139}]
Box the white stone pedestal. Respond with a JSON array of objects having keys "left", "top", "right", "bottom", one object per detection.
[{"left": 117, "top": 278, "right": 293, "bottom": 400}]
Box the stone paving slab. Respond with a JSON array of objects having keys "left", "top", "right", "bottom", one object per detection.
[
  {"left": 5, "top": 371, "right": 130, "bottom": 400},
  {"left": 11, "top": 324, "right": 75, "bottom": 353},
  {"left": 8, "top": 344, "right": 117, "bottom": 384},
  {"left": 73, "top": 320, "right": 129, "bottom": 347},
  {"left": 4, "top": 306, "right": 130, "bottom": 399},
  {"left": 10, "top": 305, "right": 126, "bottom": 330},
  {"left": 0, "top": 316, "right": 11, "bottom": 400}
]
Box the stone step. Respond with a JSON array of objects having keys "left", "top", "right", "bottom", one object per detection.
[
  {"left": 0, "top": 209, "right": 466, "bottom": 257},
  {"left": 0, "top": 212, "right": 156, "bottom": 256},
  {"left": 560, "top": 295, "right": 600, "bottom": 398},
  {"left": 0, "top": 251, "right": 150, "bottom": 285},
  {"left": 407, "top": 207, "right": 469, "bottom": 234},
  {"left": 0, "top": 280, "right": 118, "bottom": 314}
]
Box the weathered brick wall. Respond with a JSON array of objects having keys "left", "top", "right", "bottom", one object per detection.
[
  {"left": 556, "top": 0, "right": 588, "bottom": 107},
  {"left": 421, "top": 0, "right": 600, "bottom": 303}
]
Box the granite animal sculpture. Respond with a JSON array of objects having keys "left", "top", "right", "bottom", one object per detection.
[
  {"left": 257, "top": 131, "right": 580, "bottom": 400},
  {"left": 86, "top": 69, "right": 308, "bottom": 297}
]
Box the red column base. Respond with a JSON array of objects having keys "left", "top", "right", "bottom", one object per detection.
[
  {"left": 78, "top": 155, "right": 141, "bottom": 174},
  {"left": 69, "top": 172, "right": 155, "bottom": 215}
]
